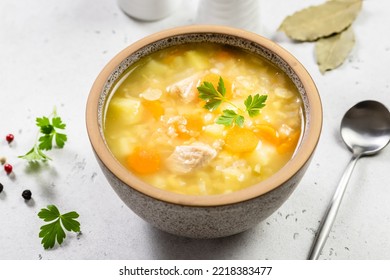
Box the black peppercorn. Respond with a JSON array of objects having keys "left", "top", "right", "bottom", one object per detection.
[
  {"left": 0, "top": 183, "right": 3, "bottom": 193},
  {"left": 22, "top": 189, "right": 32, "bottom": 200}
]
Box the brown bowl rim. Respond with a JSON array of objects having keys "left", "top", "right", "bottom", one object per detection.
[{"left": 86, "top": 25, "right": 322, "bottom": 207}]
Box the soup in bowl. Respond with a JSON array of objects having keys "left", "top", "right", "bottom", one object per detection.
[{"left": 86, "top": 25, "right": 322, "bottom": 238}]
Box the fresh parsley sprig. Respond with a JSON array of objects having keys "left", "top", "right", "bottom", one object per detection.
[
  {"left": 216, "top": 109, "right": 245, "bottom": 127},
  {"left": 38, "top": 205, "right": 80, "bottom": 249},
  {"left": 244, "top": 93, "right": 268, "bottom": 117},
  {"left": 19, "top": 107, "right": 67, "bottom": 162},
  {"left": 197, "top": 76, "right": 267, "bottom": 127},
  {"left": 197, "top": 76, "right": 227, "bottom": 110}
]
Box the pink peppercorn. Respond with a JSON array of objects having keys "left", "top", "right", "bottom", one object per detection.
[
  {"left": 5, "top": 134, "right": 14, "bottom": 143},
  {"left": 4, "top": 163, "right": 13, "bottom": 174}
]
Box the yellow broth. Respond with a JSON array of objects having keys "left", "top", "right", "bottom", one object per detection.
[{"left": 104, "top": 43, "right": 303, "bottom": 195}]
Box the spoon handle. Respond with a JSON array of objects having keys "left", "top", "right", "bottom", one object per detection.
[{"left": 308, "top": 154, "right": 361, "bottom": 260}]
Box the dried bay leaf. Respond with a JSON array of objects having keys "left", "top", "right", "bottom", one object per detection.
[
  {"left": 316, "top": 26, "right": 355, "bottom": 73},
  {"left": 278, "top": 0, "right": 362, "bottom": 41}
]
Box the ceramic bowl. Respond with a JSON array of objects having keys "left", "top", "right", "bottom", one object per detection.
[{"left": 86, "top": 25, "right": 322, "bottom": 238}]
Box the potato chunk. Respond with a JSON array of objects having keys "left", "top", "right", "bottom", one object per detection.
[{"left": 108, "top": 97, "right": 143, "bottom": 125}]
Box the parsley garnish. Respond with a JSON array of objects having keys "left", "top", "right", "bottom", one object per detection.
[
  {"left": 216, "top": 109, "right": 245, "bottom": 127},
  {"left": 197, "top": 77, "right": 226, "bottom": 110},
  {"left": 19, "top": 108, "right": 67, "bottom": 161},
  {"left": 38, "top": 205, "right": 80, "bottom": 249},
  {"left": 197, "top": 76, "right": 267, "bottom": 127},
  {"left": 244, "top": 93, "right": 268, "bottom": 117}
]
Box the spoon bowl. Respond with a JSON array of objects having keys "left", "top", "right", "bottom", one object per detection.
[
  {"left": 309, "top": 100, "right": 390, "bottom": 260},
  {"left": 341, "top": 100, "right": 390, "bottom": 155}
]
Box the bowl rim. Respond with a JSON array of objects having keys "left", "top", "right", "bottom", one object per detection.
[{"left": 86, "top": 25, "right": 322, "bottom": 207}]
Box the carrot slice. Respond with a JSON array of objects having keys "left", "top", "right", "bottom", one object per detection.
[
  {"left": 277, "top": 130, "right": 301, "bottom": 154},
  {"left": 225, "top": 127, "right": 259, "bottom": 153},
  {"left": 176, "top": 115, "right": 204, "bottom": 140},
  {"left": 142, "top": 100, "right": 164, "bottom": 119},
  {"left": 215, "top": 50, "right": 234, "bottom": 61},
  {"left": 127, "top": 147, "right": 161, "bottom": 174},
  {"left": 186, "top": 115, "right": 204, "bottom": 132},
  {"left": 254, "top": 124, "right": 280, "bottom": 146}
]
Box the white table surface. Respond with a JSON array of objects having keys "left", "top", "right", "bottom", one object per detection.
[{"left": 1, "top": 0, "right": 389, "bottom": 260}]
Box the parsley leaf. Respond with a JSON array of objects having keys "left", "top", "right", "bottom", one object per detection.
[
  {"left": 55, "top": 133, "right": 67, "bottom": 148},
  {"left": 39, "top": 134, "right": 54, "bottom": 150},
  {"left": 217, "top": 76, "right": 226, "bottom": 96},
  {"left": 19, "top": 108, "right": 67, "bottom": 162},
  {"left": 216, "top": 110, "right": 245, "bottom": 127},
  {"left": 244, "top": 94, "right": 268, "bottom": 117},
  {"left": 197, "top": 77, "right": 226, "bottom": 111},
  {"left": 197, "top": 76, "right": 268, "bottom": 127},
  {"left": 38, "top": 205, "right": 80, "bottom": 249},
  {"left": 37, "top": 115, "right": 67, "bottom": 151},
  {"left": 36, "top": 117, "right": 51, "bottom": 131},
  {"left": 18, "top": 146, "right": 51, "bottom": 161},
  {"left": 52, "top": 117, "right": 66, "bottom": 129}
]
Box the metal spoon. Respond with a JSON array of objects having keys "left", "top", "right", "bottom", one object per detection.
[{"left": 308, "top": 100, "right": 390, "bottom": 260}]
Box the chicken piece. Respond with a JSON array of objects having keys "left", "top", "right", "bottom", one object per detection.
[
  {"left": 166, "top": 143, "right": 217, "bottom": 174},
  {"left": 167, "top": 73, "right": 203, "bottom": 103}
]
